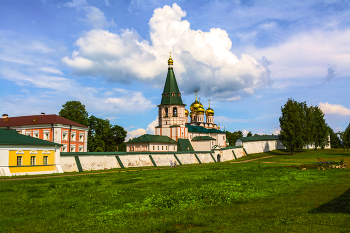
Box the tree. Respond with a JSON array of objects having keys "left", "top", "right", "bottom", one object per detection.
[
  {"left": 59, "top": 101, "right": 89, "bottom": 126},
  {"left": 279, "top": 98, "right": 305, "bottom": 154},
  {"left": 88, "top": 115, "right": 127, "bottom": 152},
  {"left": 312, "top": 106, "right": 328, "bottom": 149},
  {"left": 226, "top": 130, "right": 244, "bottom": 146},
  {"left": 341, "top": 123, "right": 350, "bottom": 150},
  {"left": 247, "top": 131, "right": 252, "bottom": 137}
]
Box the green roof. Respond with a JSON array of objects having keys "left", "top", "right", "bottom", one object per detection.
[
  {"left": 192, "top": 136, "right": 215, "bottom": 141},
  {"left": 177, "top": 139, "right": 194, "bottom": 152},
  {"left": 0, "top": 128, "right": 61, "bottom": 146},
  {"left": 237, "top": 135, "right": 279, "bottom": 142},
  {"left": 126, "top": 134, "right": 177, "bottom": 144},
  {"left": 186, "top": 125, "right": 224, "bottom": 134},
  {"left": 159, "top": 68, "right": 184, "bottom": 105}
]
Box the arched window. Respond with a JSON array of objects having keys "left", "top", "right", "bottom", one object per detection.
[
  {"left": 178, "top": 93, "right": 181, "bottom": 97},
  {"left": 165, "top": 108, "right": 168, "bottom": 117},
  {"left": 173, "top": 107, "right": 177, "bottom": 117},
  {"left": 171, "top": 92, "right": 175, "bottom": 97},
  {"left": 165, "top": 93, "right": 169, "bottom": 98}
]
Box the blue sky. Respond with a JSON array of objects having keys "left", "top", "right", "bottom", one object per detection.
[{"left": 1, "top": 0, "right": 350, "bottom": 139}]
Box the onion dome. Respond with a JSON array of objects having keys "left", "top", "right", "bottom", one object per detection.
[
  {"left": 190, "top": 111, "right": 193, "bottom": 118},
  {"left": 168, "top": 53, "right": 173, "bottom": 66},
  {"left": 185, "top": 109, "right": 189, "bottom": 117},
  {"left": 196, "top": 106, "right": 205, "bottom": 115},
  {"left": 205, "top": 100, "right": 214, "bottom": 116},
  {"left": 190, "top": 91, "right": 201, "bottom": 111}
]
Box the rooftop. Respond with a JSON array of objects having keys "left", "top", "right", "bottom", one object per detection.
[
  {"left": 126, "top": 134, "right": 177, "bottom": 144},
  {"left": 0, "top": 128, "right": 61, "bottom": 146},
  {"left": 0, "top": 114, "right": 88, "bottom": 128},
  {"left": 186, "top": 125, "right": 224, "bottom": 134}
]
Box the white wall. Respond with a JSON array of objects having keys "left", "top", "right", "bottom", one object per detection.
[{"left": 242, "top": 140, "right": 285, "bottom": 154}]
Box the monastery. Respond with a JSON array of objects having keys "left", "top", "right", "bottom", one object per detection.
[{"left": 126, "top": 55, "right": 227, "bottom": 152}]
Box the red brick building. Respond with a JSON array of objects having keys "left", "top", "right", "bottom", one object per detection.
[{"left": 0, "top": 113, "right": 88, "bottom": 152}]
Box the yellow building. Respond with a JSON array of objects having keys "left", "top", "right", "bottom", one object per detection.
[{"left": 0, "top": 128, "right": 63, "bottom": 176}]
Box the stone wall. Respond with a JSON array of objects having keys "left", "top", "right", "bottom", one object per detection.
[{"left": 60, "top": 146, "right": 246, "bottom": 172}]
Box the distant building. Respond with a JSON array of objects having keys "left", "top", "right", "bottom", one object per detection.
[
  {"left": 127, "top": 55, "right": 226, "bottom": 152},
  {"left": 0, "top": 128, "right": 63, "bottom": 176},
  {"left": 0, "top": 113, "right": 88, "bottom": 152}
]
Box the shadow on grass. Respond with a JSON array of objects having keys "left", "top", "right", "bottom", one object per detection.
[{"left": 309, "top": 188, "right": 350, "bottom": 214}]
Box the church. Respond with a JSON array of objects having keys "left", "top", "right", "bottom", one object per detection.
[{"left": 126, "top": 55, "right": 227, "bottom": 152}]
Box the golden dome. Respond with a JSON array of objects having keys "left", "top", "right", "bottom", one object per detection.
[
  {"left": 205, "top": 100, "right": 214, "bottom": 116},
  {"left": 168, "top": 52, "right": 173, "bottom": 66},
  {"left": 196, "top": 106, "right": 205, "bottom": 115},
  {"left": 190, "top": 91, "right": 201, "bottom": 111},
  {"left": 189, "top": 111, "right": 193, "bottom": 118},
  {"left": 185, "top": 109, "right": 189, "bottom": 117}
]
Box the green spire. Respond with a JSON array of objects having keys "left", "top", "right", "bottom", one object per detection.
[{"left": 160, "top": 56, "right": 184, "bottom": 105}]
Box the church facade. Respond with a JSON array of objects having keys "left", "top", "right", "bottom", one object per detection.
[{"left": 126, "top": 55, "right": 226, "bottom": 152}]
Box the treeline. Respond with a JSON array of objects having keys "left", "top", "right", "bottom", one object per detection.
[
  {"left": 279, "top": 98, "right": 338, "bottom": 154},
  {"left": 59, "top": 101, "right": 127, "bottom": 152}
]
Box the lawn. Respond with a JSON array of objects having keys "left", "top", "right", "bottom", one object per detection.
[{"left": 1, "top": 149, "right": 350, "bottom": 232}]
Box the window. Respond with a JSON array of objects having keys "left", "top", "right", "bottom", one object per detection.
[
  {"left": 26, "top": 131, "right": 31, "bottom": 137},
  {"left": 62, "top": 144, "right": 67, "bottom": 152},
  {"left": 166, "top": 146, "right": 168, "bottom": 150},
  {"left": 70, "top": 145, "right": 76, "bottom": 152},
  {"left": 173, "top": 107, "right": 177, "bottom": 117},
  {"left": 158, "top": 146, "right": 159, "bottom": 150},
  {"left": 171, "top": 92, "right": 175, "bottom": 97},
  {"left": 43, "top": 156, "right": 48, "bottom": 165},
  {"left": 17, "top": 156, "right": 22, "bottom": 166},
  {"left": 178, "top": 93, "right": 181, "bottom": 97},
  {"left": 153, "top": 146, "right": 155, "bottom": 150},
  {"left": 190, "top": 135, "right": 192, "bottom": 139},
  {"left": 164, "top": 108, "right": 168, "bottom": 117},
  {"left": 223, "top": 136, "right": 225, "bottom": 140},
  {"left": 62, "top": 131, "right": 68, "bottom": 140},
  {"left": 79, "top": 133, "right": 84, "bottom": 142},
  {"left": 174, "top": 146, "right": 175, "bottom": 150},
  {"left": 79, "top": 145, "right": 83, "bottom": 152},
  {"left": 31, "top": 156, "right": 36, "bottom": 165},
  {"left": 165, "top": 93, "right": 169, "bottom": 98},
  {"left": 162, "top": 146, "right": 163, "bottom": 150},
  {"left": 33, "top": 131, "right": 39, "bottom": 138},
  {"left": 71, "top": 132, "right": 76, "bottom": 141},
  {"left": 44, "top": 130, "right": 50, "bottom": 140}
]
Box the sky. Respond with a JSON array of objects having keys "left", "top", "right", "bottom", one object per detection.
[{"left": 0, "top": 0, "right": 350, "bottom": 140}]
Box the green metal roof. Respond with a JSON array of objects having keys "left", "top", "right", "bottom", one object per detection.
[
  {"left": 159, "top": 68, "right": 184, "bottom": 105},
  {"left": 237, "top": 135, "right": 279, "bottom": 142},
  {"left": 177, "top": 139, "right": 194, "bottom": 152},
  {"left": 126, "top": 134, "right": 177, "bottom": 144},
  {"left": 186, "top": 125, "right": 224, "bottom": 134},
  {"left": 0, "top": 128, "right": 61, "bottom": 146},
  {"left": 192, "top": 136, "right": 215, "bottom": 141}
]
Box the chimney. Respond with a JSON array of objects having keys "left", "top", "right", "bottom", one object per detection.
[
  {"left": 41, "top": 112, "right": 45, "bottom": 115},
  {"left": 2, "top": 114, "right": 8, "bottom": 119}
]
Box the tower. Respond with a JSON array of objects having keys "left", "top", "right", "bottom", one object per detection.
[
  {"left": 205, "top": 100, "right": 215, "bottom": 127},
  {"left": 155, "top": 54, "right": 188, "bottom": 141}
]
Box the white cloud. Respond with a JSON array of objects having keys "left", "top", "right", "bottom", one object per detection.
[
  {"left": 271, "top": 129, "right": 280, "bottom": 135},
  {"left": 319, "top": 102, "right": 350, "bottom": 116},
  {"left": 126, "top": 117, "right": 158, "bottom": 140},
  {"left": 65, "top": 0, "right": 114, "bottom": 29},
  {"left": 63, "top": 3, "right": 271, "bottom": 99},
  {"left": 38, "top": 67, "right": 64, "bottom": 75},
  {"left": 247, "top": 29, "right": 350, "bottom": 81},
  {"left": 242, "top": 130, "right": 249, "bottom": 137}
]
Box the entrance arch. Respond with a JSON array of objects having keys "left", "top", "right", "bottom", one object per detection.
[{"left": 217, "top": 154, "right": 221, "bottom": 162}]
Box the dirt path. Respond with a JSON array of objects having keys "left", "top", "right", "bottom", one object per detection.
[
  {"left": 229, "top": 155, "right": 277, "bottom": 163},
  {"left": 0, "top": 154, "right": 286, "bottom": 181}
]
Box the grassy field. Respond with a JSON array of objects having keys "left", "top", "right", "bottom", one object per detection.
[{"left": 1, "top": 149, "right": 350, "bottom": 232}]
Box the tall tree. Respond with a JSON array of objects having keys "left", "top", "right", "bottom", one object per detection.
[
  {"left": 226, "top": 130, "right": 244, "bottom": 146},
  {"left": 59, "top": 101, "right": 89, "bottom": 126},
  {"left": 312, "top": 106, "right": 329, "bottom": 149},
  {"left": 279, "top": 98, "right": 305, "bottom": 154},
  {"left": 341, "top": 123, "right": 350, "bottom": 150}
]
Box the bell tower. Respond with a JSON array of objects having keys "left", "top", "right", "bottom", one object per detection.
[{"left": 154, "top": 53, "right": 188, "bottom": 141}]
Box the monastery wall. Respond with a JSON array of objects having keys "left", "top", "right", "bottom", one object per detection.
[{"left": 60, "top": 146, "right": 247, "bottom": 172}]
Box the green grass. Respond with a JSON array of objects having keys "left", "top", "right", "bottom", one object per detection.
[{"left": 1, "top": 149, "right": 350, "bottom": 232}]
